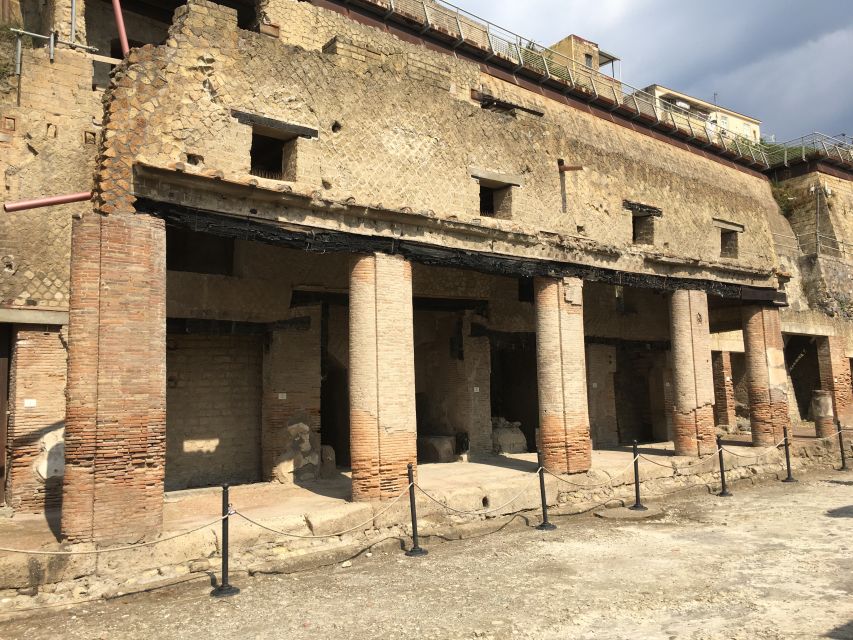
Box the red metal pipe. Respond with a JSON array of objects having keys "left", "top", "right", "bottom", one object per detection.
[
  {"left": 111, "top": 0, "right": 130, "bottom": 56},
  {"left": 3, "top": 191, "right": 92, "bottom": 213}
]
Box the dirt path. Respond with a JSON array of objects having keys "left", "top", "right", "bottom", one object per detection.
[{"left": 2, "top": 472, "right": 852, "bottom": 639}]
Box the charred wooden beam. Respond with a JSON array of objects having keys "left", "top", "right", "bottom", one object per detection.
[{"left": 138, "top": 197, "right": 783, "bottom": 304}]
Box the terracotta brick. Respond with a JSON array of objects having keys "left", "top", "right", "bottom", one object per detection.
[
  {"left": 817, "top": 336, "right": 853, "bottom": 426},
  {"left": 349, "top": 253, "right": 417, "bottom": 500},
  {"left": 669, "top": 290, "right": 716, "bottom": 456},
  {"left": 534, "top": 276, "right": 591, "bottom": 474},
  {"left": 742, "top": 305, "right": 789, "bottom": 447}
]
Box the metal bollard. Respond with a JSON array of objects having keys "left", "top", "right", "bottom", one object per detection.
[
  {"left": 405, "top": 463, "right": 427, "bottom": 557},
  {"left": 782, "top": 426, "right": 797, "bottom": 483},
  {"left": 629, "top": 440, "right": 647, "bottom": 511},
  {"left": 211, "top": 484, "right": 239, "bottom": 597},
  {"left": 716, "top": 435, "right": 732, "bottom": 497},
  {"left": 838, "top": 420, "right": 849, "bottom": 472},
  {"left": 536, "top": 452, "right": 556, "bottom": 531}
]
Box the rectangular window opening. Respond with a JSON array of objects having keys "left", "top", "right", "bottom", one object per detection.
[
  {"left": 720, "top": 229, "right": 739, "bottom": 258},
  {"left": 584, "top": 53, "right": 594, "bottom": 68},
  {"left": 250, "top": 130, "right": 297, "bottom": 181},
  {"left": 479, "top": 181, "right": 513, "bottom": 219},
  {"left": 632, "top": 214, "right": 654, "bottom": 245}
]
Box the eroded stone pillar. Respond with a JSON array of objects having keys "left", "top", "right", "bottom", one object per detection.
[
  {"left": 669, "top": 290, "right": 716, "bottom": 456},
  {"left": 812, "top": 390, "right": 836, "bottom": 439},
  {"left": 534, "top": 276, "right": 591, "bottom": 474},
  {"left": 349, "top": 253, "right": 417, "bottom": 500},
  {"left": 817, "top": 335, "right": 853, "bottom": 426},
  {"left": 742, "top": 305, "right": 789, "bottom": 446},
  {"left": 712, "top": 351, "right": 737, "bottom": 429},
  {"left": 61, "top": 212, "right": 166, "bottom": 543}
]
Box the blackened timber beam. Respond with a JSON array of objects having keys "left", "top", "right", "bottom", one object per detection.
[{"left": 138, "top": 197, "right": 784, "bottom": 304}]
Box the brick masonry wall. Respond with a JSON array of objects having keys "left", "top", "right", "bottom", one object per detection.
[
  {"left": 6, "top": 326, "right": 67, "bottom": 512},
  {"left": 534, "top": 276, "right": 591, "bottom": 473},
  {"left": 413, "top": 311, "right": 491, "bottom": 457},
  {"left": 349, "top": 253, "right": 417, "bottom": 500},
  {"left": 817, "top": 335, "right": 853, "bottom": 425},
  {"left": 61, "top": 212, "right": 166, "bottom": 543},
  {"left": 668, "top": 290, "right": 716, "bottom": 456},
  {"left": 712, "top": 351, "right": 737, "bottom": 428},
  {"left": 585, "top": 343, "right": 618, "bottom": 447},
  {"left": 262, "top": 307, "right": 322, "bottom": 485},
  {"left": 742, "top": 305, "right": 789, "bottom": 446},
  {"left": 165, "top": 333, "right": 263, "bottom": 491}
]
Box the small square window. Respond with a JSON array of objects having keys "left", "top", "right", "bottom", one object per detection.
[
  {"left": 250, "top": 130, "right": 297, "bottom": 181},
  {"left": 720, "top": 229, "right": 738, "bottom": 258},
  {"left": 479, "top": 182, "right": 513, "bottom": 219},
  {"left": 632, "top": 214, "right": 654, "bottom": 245}
]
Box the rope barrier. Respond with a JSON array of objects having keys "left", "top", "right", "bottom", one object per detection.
[
  {"left": 638, "top": 448, "right": 721, "bottom": 471},
  {"left": 0, "top": 515, "right": 226, "bottom": 556},
  {"left": 1, "top": 430, "right": 844, "bottom": 557},
  {"left": 233, "top": 485, "right": 411, "bottom": 539},
  {"left": 415, "top": 478, "right": 535, "bottom": 516},
  {"left": 543, "top": 455, "right": 639, "bottom": 488}
]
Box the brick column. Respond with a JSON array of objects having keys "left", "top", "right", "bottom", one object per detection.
[
  {"left": 348, "top": 253, "right": 417, "bottom": 500},
  {"left": 712, "top": 351, "right": 737, "bottom": 429},
  {"left": 669, "top": 290, "right": 716, "bottom": 456},
  {"left": 817, "top": 336, "right": 853, "bottom": 426},
  {"left": 61, "top": 212, "right": 166, "bottom": 543},
  {"left": 811, "top": 390, "right": 836, "bottom": 439},
  {"left": 534, "top": 276, "right": 591, "bottom": 474},
  {"left": 741, "top": 305, "right": 789, "bottom": 447}
]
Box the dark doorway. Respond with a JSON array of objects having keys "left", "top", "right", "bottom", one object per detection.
[
  {"left": 320, "top": 303, "right": 350, "bottom": 467},
  {"left": 0, "top": 324, "right": 10, "bottom": 506},
  {"left": 489, "top": 332, "right": 538, "bottom": 452},
  {"left": 784, "top": 335, "right": 820, "bottom": 420},
  {"left": 613, "top": 343, "right": 668, "bottom": 444}
]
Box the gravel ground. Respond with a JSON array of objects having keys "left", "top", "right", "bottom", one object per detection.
[{"left": 2, "top": 471, "right": 852, "bottom": 639}]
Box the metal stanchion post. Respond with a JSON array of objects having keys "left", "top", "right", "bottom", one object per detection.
[
  {"left": 211, "top": 483, "right": 239, "bottom": 597},
  {"left": 405, "top": 463, "right": 427, "bottom": 557},
  {"left": 838, "top": 420, "right": 849, "bottom": 472},
  {"left": 717, "top": 435, "right": 732, "bottom": 497},
  {"left": 536, "top": 452, "right": 556, "bottom": 531},
  {"left": 629, "top": 440, "right": 647, "bottom": 511},
  {"left": 782, "top": 426, "right": 797, "bottom": 483}
]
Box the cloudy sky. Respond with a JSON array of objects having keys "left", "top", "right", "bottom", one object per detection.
[{"left": 458, "top": 0, "right": 853, "bottom": 142}]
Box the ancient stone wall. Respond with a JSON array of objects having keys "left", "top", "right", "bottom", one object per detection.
[
  {"left": 165, "top": 333, "right": 263, "bottom": 491},
  {"left": 5, "top": 326, "right": 67, "bottom": 512},
  {"left": 90, "top": 0, "right": 782, "bottom": 291}
]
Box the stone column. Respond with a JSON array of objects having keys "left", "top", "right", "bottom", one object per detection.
[
  {"left": 712, "top": 351, "right": 737, "bottom": 429},
  {"left": 741, "top": 305, "right": 789, "bottom": 446},
  {"left": 811, "top": 390, "right": 836, "bottom": 439},
  {"left": 61, "top": 212, "right": 166, "bottom": 543},
  {"left": 669, "top": 290, "right": 716, "bottom": 456},
  {"left": 534, "top": 276, "right": 591, "bottom": 474},
  {"left": 349, "top": 253, "right": 417, "bottom": 501},
  {"left": 817, "top": 335, "right": 853, "bottom": 426}
]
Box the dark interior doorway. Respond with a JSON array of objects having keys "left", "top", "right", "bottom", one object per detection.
[
  {"left": 0, "top": 324, "right": 10, "bottom": 506},
  {"left": 489, "top": 332, "right": 538, "bottom": 452},
  {"left": 320, "top": 303, "right": 350, "bottom": 467},
  {"left": 784, "top": 335, "right": 820, "bottom": 420}
]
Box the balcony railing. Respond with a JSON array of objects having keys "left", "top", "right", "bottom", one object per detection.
[
  {"left": 346, "top": 0, "right": 770, "bottom": 167},
  {"left": 765, "top": 133, "right": 853, "bottom": 170}
]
